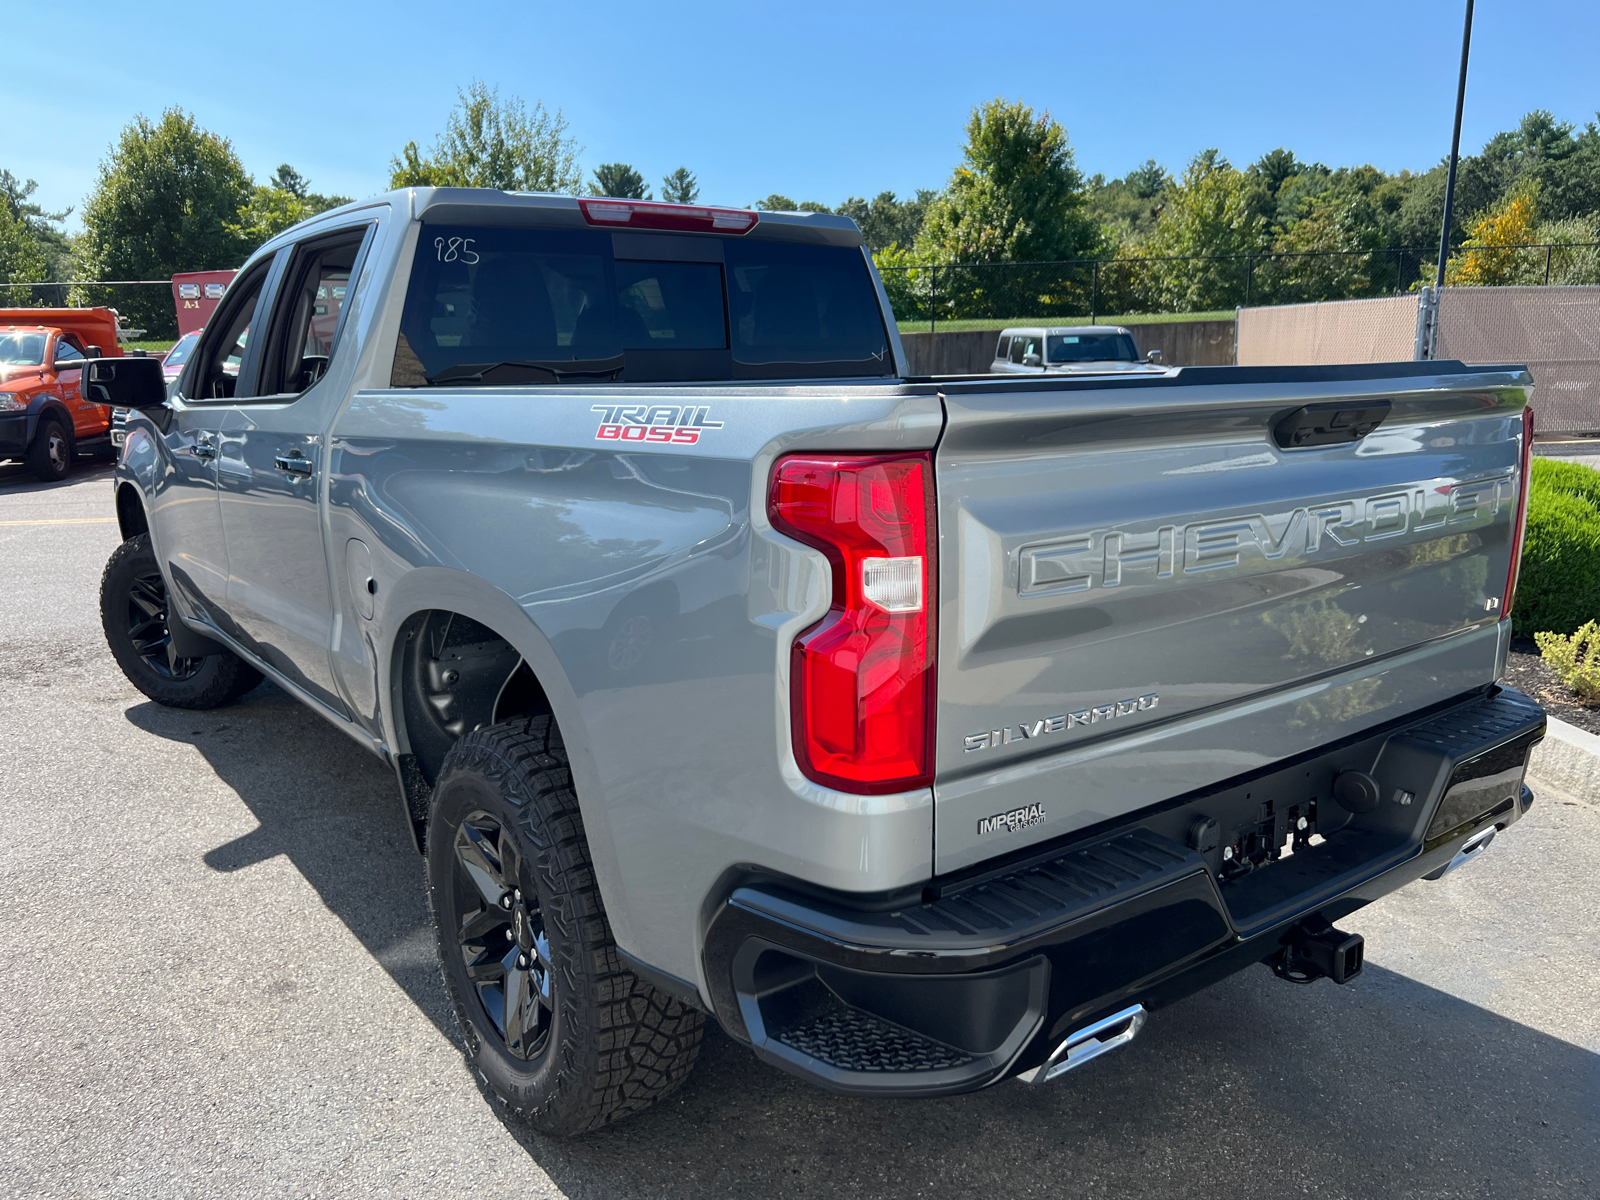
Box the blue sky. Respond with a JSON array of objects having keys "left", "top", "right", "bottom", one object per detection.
[{"left": 5, "top": 0, "right": 1599, "bottom": 232}]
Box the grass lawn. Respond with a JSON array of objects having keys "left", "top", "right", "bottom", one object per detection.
[
  {"left": 896, "top": 311, "right": 1235, "bottom": 334},
  {"left": 123, "top": 339, "right": 176, "bottom": 354}
]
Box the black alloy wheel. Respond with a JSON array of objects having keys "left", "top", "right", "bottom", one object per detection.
[
  {"left": 427, "top": 716, "right": 704, "bottom": 1136},
  {"left": 124, "top": 568, "right": 204, "bottom": 682},
  {"left": 450, "top": 810, "right": 553, "bottom": 1060},
  {"left": 99, "top": 533, "right": 263, "bottom": 709}
]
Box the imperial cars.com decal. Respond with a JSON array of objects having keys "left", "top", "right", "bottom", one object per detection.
[{"left": 978, "top": 804, "right": 1047, "bottom": 835}]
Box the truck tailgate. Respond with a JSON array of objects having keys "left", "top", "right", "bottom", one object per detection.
[{"left": 933, "top": 363, "right": 1530, "bottom": 873}]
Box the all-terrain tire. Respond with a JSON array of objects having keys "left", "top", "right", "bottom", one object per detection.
[
  {"left": 28, "top": 417, "right": 72, "bottom": 482},
  {"left": 428, "top": 716, "right": 704, "bottom": 1138},
  {"left": 100, "top": 533, "right": 263, "bottom": 708}
]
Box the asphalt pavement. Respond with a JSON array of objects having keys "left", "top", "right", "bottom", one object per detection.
[{"left": 1, "top": 464, "right": 1596, "bottom": 1199}]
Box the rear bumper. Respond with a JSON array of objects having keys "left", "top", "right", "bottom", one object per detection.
[{"left": 702, "top": 686, "right": 1545, "bottom": 1097}]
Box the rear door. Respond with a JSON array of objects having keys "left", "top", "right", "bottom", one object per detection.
[
  {"left": 214, "top": 223, "right": 374, "bottom": 714},
  {"left": 932, "top": 365, "right": 1530, "bottom": 873}
]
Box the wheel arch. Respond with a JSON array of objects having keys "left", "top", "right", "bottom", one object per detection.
[
  {"left": 29, "top": 396, "right": 74, "bottom": 443},
  {"left": 115, "top": 482, "right": 149, "bottom": 541},
  {"left": 374, "top": 569, "right": 603, "bottom": 850}
]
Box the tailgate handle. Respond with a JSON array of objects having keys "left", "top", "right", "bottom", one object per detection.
[{"left": 1273, "top": 400, "right": 1391, "bottom": 450}]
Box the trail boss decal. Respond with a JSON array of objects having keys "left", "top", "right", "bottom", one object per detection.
[
  {"left": 978, "top": 804, "right": 1047, "bottom": 836},
  {"left": 965, "top": 693, "right": 1159, "bottom": 752},
  {"left": 592, "top": 404, "right": 723, "bottom": 445}
]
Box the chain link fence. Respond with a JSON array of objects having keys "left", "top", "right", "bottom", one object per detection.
[{"left": 879, "top": 243, "right": 1600, "bottom": 331}]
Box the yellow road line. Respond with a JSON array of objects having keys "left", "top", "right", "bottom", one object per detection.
[{"left": 0, "top": 517, "right": 118, "bottom": 526}]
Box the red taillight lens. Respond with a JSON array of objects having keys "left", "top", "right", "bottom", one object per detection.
[
  {"left": 1503, "top": 405, "right": 1535, "bottom": 619},
  {"left": 577, "top": 198, "right": 759, "bottom": 234},
  {"left": 769, "top": 453, "right": 936, "bottom": 793}
]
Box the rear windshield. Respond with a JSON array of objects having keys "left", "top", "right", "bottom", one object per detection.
[
  {"left": 1048, "top": 333, "right": 1139, "bottom": 364},
  {"left": 392, "top": 226, "right": 892, "bottom": 386}
]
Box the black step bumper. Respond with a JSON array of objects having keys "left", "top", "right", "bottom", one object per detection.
[{"left": 702, "top": 686, "right": 1545, "bottom": 1097}]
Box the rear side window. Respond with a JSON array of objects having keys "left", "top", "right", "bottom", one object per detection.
[
  {"left": 392, "top": 226, "right": 892, "bottom": 386},
  {"left": 995, "top": 335, "right": 1011, "bottom": 360}
]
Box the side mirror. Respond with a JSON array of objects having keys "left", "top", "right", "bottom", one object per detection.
[
  {"left": 1145, "top": 350, "right": 1163, "bottom": 364},
  {"left": 83, "top": 356, "right": 166, "bottom": 410},
  {"left": 85, "top": 345, "right": 103, "bottom": 358},
  {"left": 1023, "top": 353, "right": 1042, "bottom": 367}
]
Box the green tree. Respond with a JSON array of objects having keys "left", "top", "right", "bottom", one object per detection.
[
  {"left": 269, "top": 163, "right": 308, "bottom": 198},
  {"left": 228, "top": 166, "right": 352, "bottom": 252},
  {"left": 0, "top": 169, "right": 72, "bottom": 292},
  {"left": 390, "top": 81, "right": 582, "bottom": 194},
  {"left": 661, "top": 167, "right": 699, "bottom": 204},
  {"left": 834, "top": 190, "right": 935, "bottom": 252},
  {"left": 0, "top": 205, "right": 50, "bottom": 297},
  {"left": 756, "top": 194, "right": 799, "bottom": 211},
  {"left": 915, "top": 98, "right": 1100, "bottom": 265},
  {"left": 75, "top": 109, "right": 252, "bottom": 337},
  {"left": 1085, "top": 161, "right": 1170, "bottom": 245},
  {"left": 591, "top": 163, "right": 650, "bottom": 199},
  {"left": 229, "top": 185, "right": 312, "bottom": 248},
  {"left": 1138, "top": 151, "right": 1267, "bottom": 311}
]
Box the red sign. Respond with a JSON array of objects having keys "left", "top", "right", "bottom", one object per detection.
[{"left": 171, "top": 270, "right": 237, "bottom": 337}]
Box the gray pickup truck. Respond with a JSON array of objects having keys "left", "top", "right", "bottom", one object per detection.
[{"left": 90, "top": 189, "right": 1545, "bottom": 1138}]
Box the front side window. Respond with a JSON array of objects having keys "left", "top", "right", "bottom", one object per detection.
[
  {"left": 1048, "top": 332, "right": 1139, "bottom": 364},
  {"left": 193, "top": 268, "right": 268, "bottom": 400},
  {"left": 392, "top": 225, "right": 892, "bottom": 386},
  {"left": 53, "top": 339, "right": 85, "bottom": 365},
  {"left": 264, "top": 230, "right": 367, "bottom": 394}
]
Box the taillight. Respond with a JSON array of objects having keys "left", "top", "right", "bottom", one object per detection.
[
  {"left": 577, "top": 198, "right": 758, "bottom": 235},
  {"left": 769, "top": 453, "right": 936, "bottom": 793},
  {"left": 1502, "top": 405, "right": 1534, "bottom": 619}
]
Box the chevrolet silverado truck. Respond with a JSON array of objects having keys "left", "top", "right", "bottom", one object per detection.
[
  {"left": 0, "top": 307, "right": 122, "bottom": 480},
  {"left": 91, "top": 189, "right": 1545, "bottom": 1137}
]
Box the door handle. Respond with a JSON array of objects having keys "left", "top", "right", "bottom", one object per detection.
[
  {"left": 275, "top": 451, "right": 314, "bottom": 477},
  {"left": 192, "top": 439, "right": 216, "bottom": 460}
]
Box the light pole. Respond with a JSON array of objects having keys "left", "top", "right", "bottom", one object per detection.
[{"left": 1435, "top": 0, "right": 1476, "bottom": 292}]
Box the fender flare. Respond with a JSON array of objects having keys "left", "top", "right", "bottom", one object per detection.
[
  {"left": 371, "top": 568, "right": 632, "bottom": 939},
  {"left": 26, "top": 395, "right": 74, "bottom": 446}
]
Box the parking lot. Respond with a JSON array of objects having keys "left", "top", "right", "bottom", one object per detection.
[{"left": 0, "top": 462, "right": 1595, "bottom": 1199}]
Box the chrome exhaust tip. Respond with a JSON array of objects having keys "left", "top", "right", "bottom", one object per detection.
[
  {"left": 1425, "top": 824, "right": 1497, "bottom": 880},
  {"left": 1017, "top": 1004, "right": 1147, "bottom": 1084}
]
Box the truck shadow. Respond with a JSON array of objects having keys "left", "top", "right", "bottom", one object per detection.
[
  {"left": 124, "top": 680, "right": 455, "bottom": 1037},
  {"left": 127, "top": 685, "right": 1599, "bottom": 1199},
  {"left": 0, "top": 459, "right": 114, "bottom": 494}
]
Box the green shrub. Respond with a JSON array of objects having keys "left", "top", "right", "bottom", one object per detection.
[
  {"left": 1534, "top": 621, "right": 1600, "bottom": 703},
  {"left": 1514, "top": 458, "right": 1600, "bottom": 637}
]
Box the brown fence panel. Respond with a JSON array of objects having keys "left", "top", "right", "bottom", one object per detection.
[
  {"left": 1236, "top": 295, "right": 1418, "bottom": 365},
  {"left": 1437, "top": 287, "right": 1600, "bottom": 436}
]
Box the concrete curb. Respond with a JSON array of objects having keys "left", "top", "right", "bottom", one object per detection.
[{"left": 1530, "top": 716, "right": 1600, "bottom": 803}]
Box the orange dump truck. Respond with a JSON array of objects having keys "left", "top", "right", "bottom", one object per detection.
[{"left": 0, "top": 307, "right": 123, "bottom": 481}]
